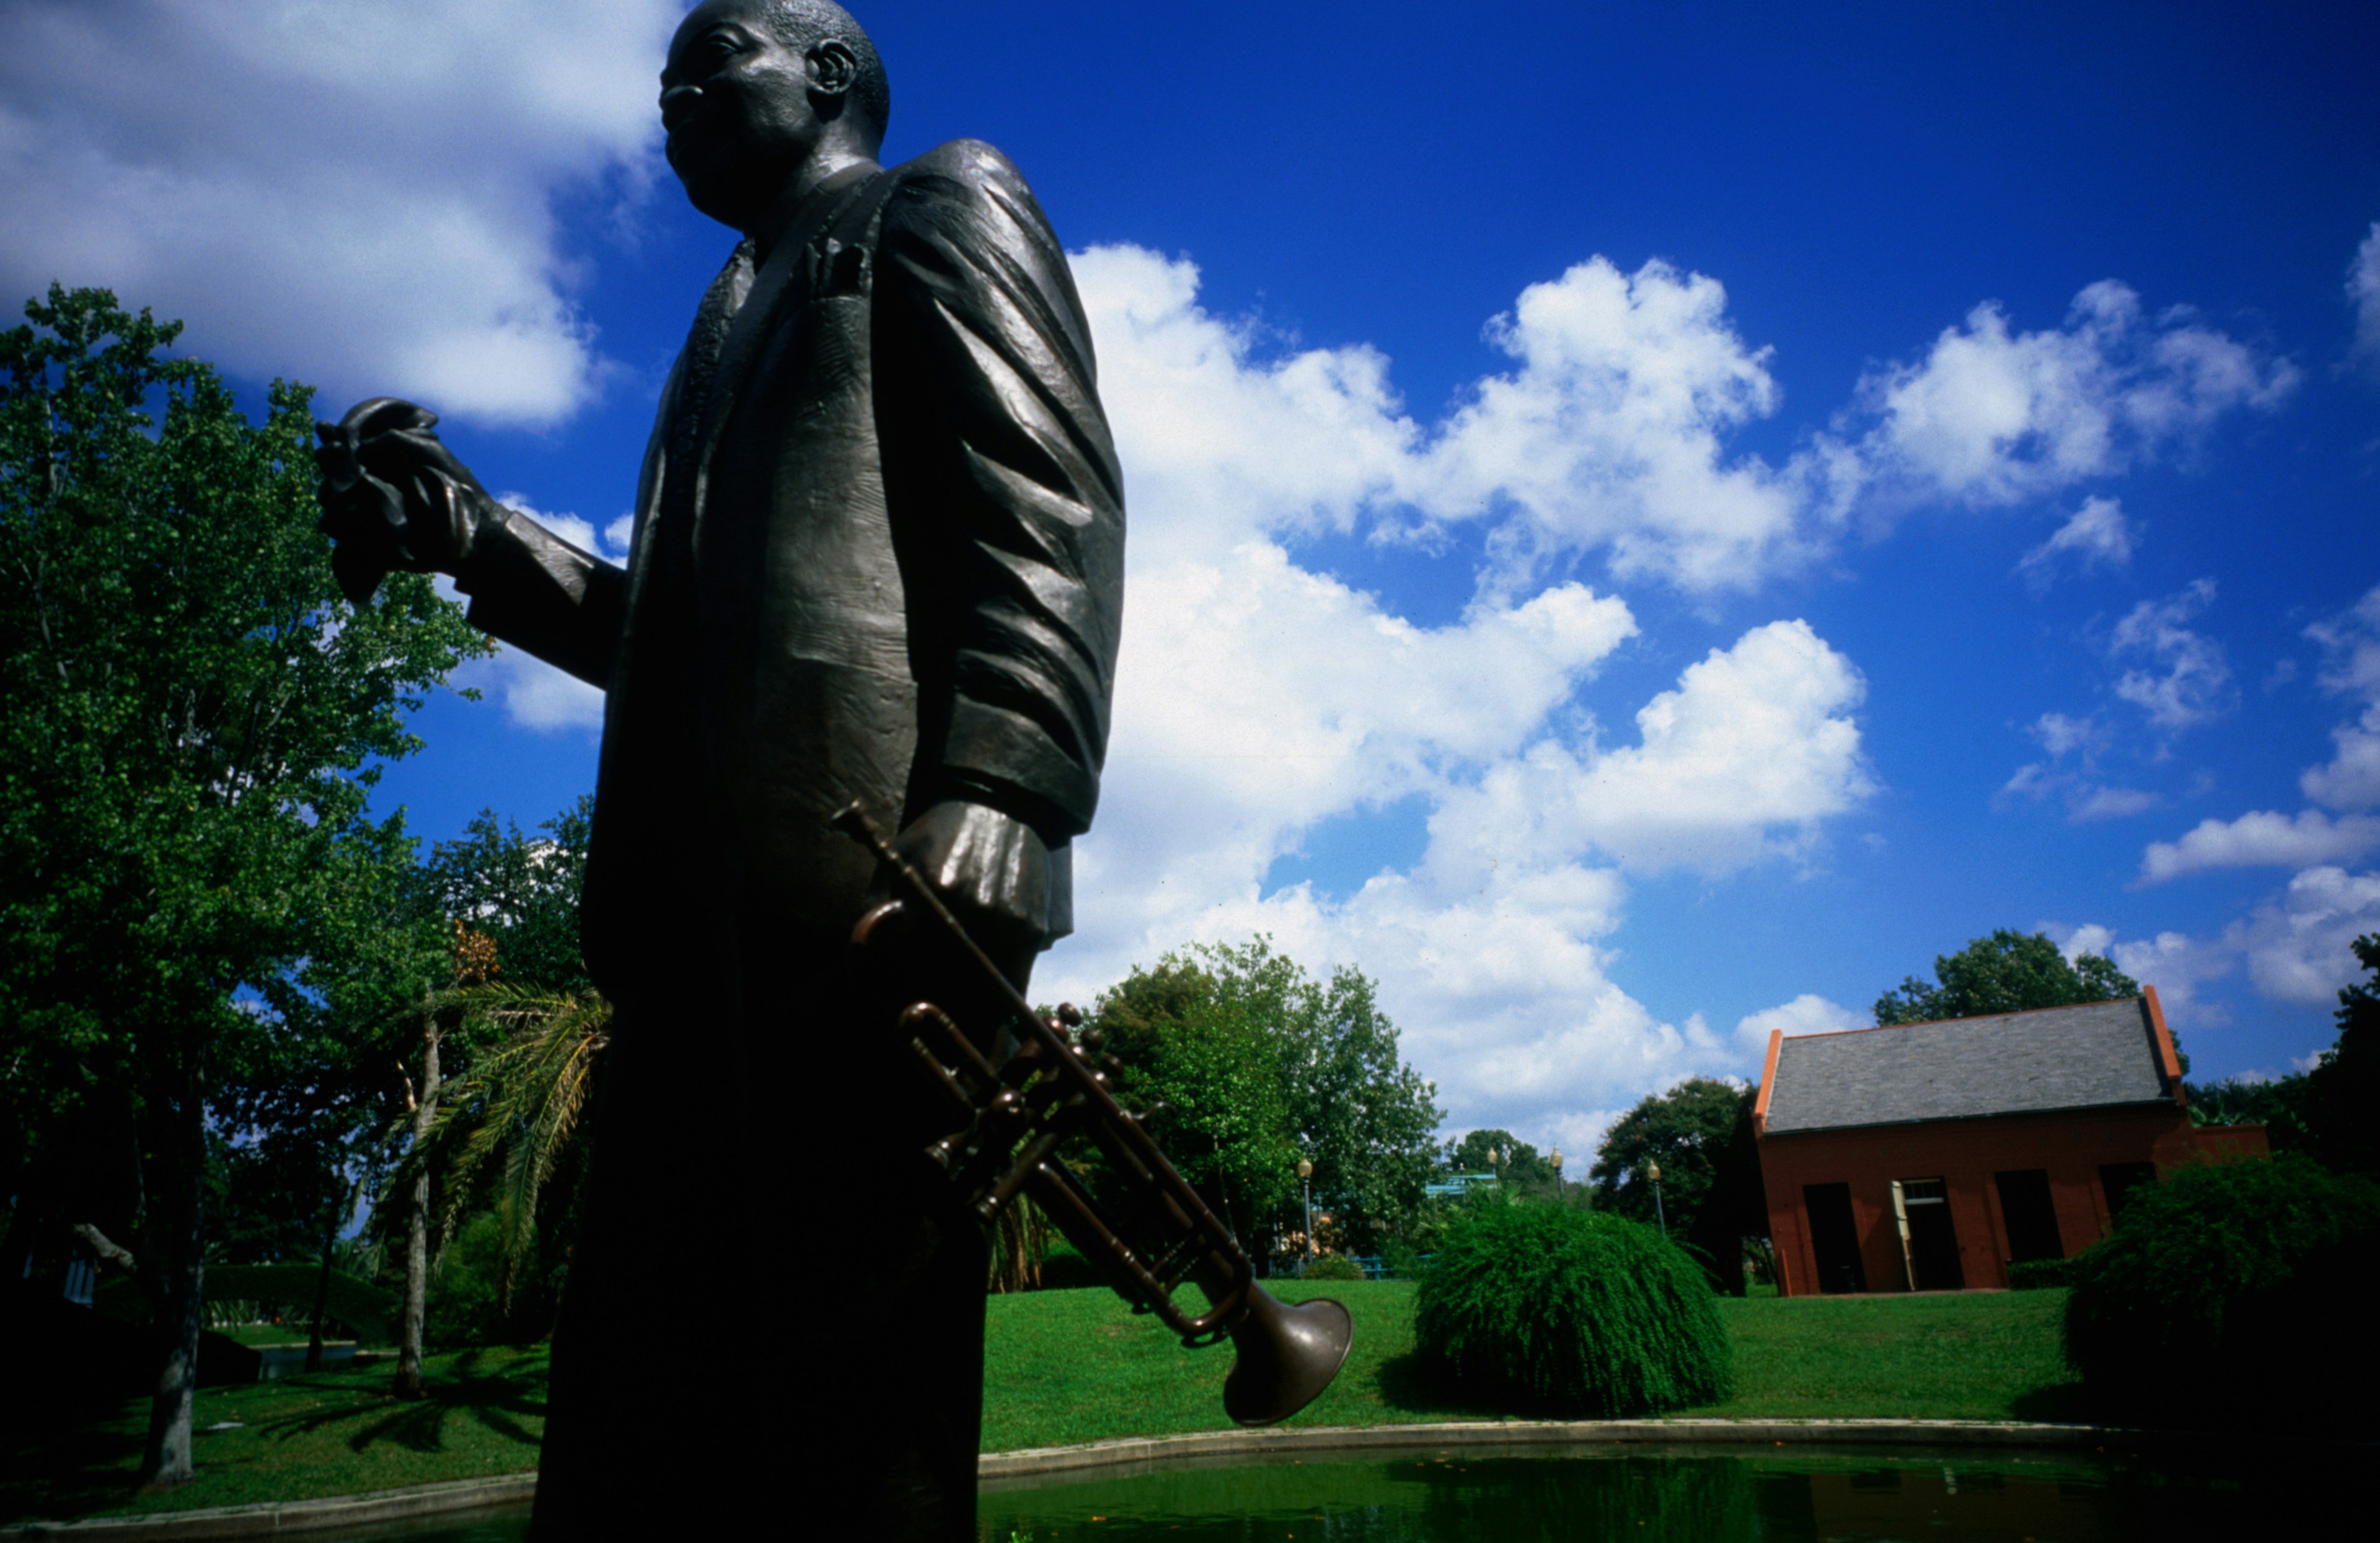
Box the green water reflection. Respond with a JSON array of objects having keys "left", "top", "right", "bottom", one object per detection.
[
  {"left": 344, "top": 1443, "right": 2332, "bottom": 1542},
  {"left": 975, "top": 1443, "right": 2334, "bottom": 1542}
]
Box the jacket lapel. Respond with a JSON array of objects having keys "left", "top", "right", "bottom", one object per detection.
[
  {"left": 619, "top": 349, "right": 686, "bottom": 630},
  {"left": 688, "top": 163, "right": 884, "bottom": 557}
]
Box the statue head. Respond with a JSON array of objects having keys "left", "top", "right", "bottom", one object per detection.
[{"left": 660, "top": 0, "right": 890, "bottom": 232}]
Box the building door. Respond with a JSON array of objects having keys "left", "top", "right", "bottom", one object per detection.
[
  {"left": 1994, "top": 1169, "right": 2063, "bottom": 1264},
  {"left": 1893, "top": 1178, "right": 1964, "bottom": 1291},
  {"left": 1803, "top": 1182, "right": 1866, "bottom": 1294}
]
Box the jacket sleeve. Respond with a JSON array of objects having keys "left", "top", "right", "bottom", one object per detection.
[
  {"left": 871, "top": 141, "right": 1126, "bottom": 844},
  {"left": 454, "top": 511, "right": 627, "bottom": 690}
]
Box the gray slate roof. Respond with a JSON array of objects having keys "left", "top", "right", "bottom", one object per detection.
[{"left": 1761, "top": 997, "right": 2172, "bottom": 1135}]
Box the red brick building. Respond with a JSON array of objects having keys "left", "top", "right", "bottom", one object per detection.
[{"left": 1752, "top": 988, "right": 2267, "bottom": 1295}]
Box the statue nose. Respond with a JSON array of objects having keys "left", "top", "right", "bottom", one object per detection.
[{"left": 659, "top": 84, "right": 702, "bottom": 131}]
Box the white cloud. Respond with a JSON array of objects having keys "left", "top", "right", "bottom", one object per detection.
[
  {"left": 2086, "top": 864, "right": 2380, "bottom": 1027},
  {"left": 1404, "top": 257, "right": 1837, "bottom": 592},
  {"left": 2304, "top": 708, "right": 2380, "bottom": 812},
  {"left": 2056, "top": 923, "right": 2117, "bottom": 964},
  {"left": 2068, "top": 785, "right": 2160, "bottom": 822},
  {"left": 2228, "top": 866, "right": 2380, "bottom": 1006},
  {"left": 2350, "top": 222, "right": 2380, "bottom": 368},
  {"left": 1852, "top": 281, "right": 2297, "bottom": 510},
  {"left": 2032, "top": 712, "right": 2106, "bottom": 759},
  {"left": 0, "top": 0, "right": 676, "bottom": 426},
  {"left": 1735, "top": 993, "right": 1867, "bottom": 1055},
  {"left": 2017, "top": 495, "right": 2136, "bottom": 588},
  {"left": 2001, "top": 764, "right": 2154, "bottom": 821},
  {"left": 1417, "top": 620, "right": 1874, "bottom": 877},
  {"left": 2139, "top": 809, "right": 2380, "bottom": 884},
  {"left": 998, "top": 247, "right": 2276, "bottom": 1132},
  {"left": 1078, "top": 246, "right": 2292, "bottom": 599},
  {"left": 1047, "top": 571, "right": 1872, "bottom": 1132},
  {"left": 2110, "top": 579, "right": 2236, "bottom": 730},
  {"left": 2307, "top": 584, "right": 2380, "bottom": 700},
  {"left": 1018, "top": 250, "right": 1896, "bottom": 1132},
  {"left": 2000, "top": 712, "right": 2154, "bottom": 822},
  {"left": 2100, "top": 928, "right": 2235, "bottom": 1026},
  {"left": 2302, "top": 587, "right": 2380, "bottom": 810}
]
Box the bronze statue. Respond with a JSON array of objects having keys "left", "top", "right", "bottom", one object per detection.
[{"left": 316, "top": 4, "right": 1341, "bottom": 1536}]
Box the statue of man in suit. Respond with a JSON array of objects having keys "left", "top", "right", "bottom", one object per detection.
[{"left": 315, "top": 2, "right": 1124, "bottom": 1536}]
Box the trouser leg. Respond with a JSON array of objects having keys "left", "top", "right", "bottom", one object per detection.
[{"left": 531, "top": 938, "right": 997, "bottom": 1541}]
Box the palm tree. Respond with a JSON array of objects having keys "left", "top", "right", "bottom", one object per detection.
[{"left": 384, "top": 981, "right": 610, "bottom": 1330}]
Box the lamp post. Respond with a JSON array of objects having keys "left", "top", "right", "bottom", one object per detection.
[
  {"left": 1487, "top": 1146, "right": 1501, "bottom": 1189},
  {"left": 1550, "top": 1147, "right": 1564, "bottom": 1202},
  {"left": 1647, "top": 1159, "right": 1667, "bottom": 1235},
  {"left": 1298, "top": 1158, "right": 1315, "bottom": 1276}
]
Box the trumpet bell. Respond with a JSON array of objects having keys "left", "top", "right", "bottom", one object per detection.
[{"left": 1223, "top": 1288, "right": 1354, "bottom": 1427}]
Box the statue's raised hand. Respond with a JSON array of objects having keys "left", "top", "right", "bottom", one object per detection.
[{"left": 314, "top": 398, "right": 505, "bottom": 604}]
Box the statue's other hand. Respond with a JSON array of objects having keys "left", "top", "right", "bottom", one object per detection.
[
  {"left": 314, "top": 397, "right": 503, "bottom": 603},
  {"left": 893, "top": 800, "right": 1053, "bottom": 969}
]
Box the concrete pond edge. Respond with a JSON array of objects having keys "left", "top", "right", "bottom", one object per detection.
[{"left": 7, "top": 1417, "right": 2354, "bottom": 1540}]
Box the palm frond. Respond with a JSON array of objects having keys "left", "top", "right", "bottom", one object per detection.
[{"left": 377, "top": 983, "right": 611, "bottom": 1292}]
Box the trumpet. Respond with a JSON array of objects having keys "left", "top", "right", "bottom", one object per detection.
[{"left": 833, "top": 804, "right": 1353, "bottom": 1426}]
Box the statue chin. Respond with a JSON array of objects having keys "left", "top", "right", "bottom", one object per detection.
[{"left": 666, "top": 141, "right": 771, "bottom": 229}]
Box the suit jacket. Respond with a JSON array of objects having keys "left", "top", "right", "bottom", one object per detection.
[{"left": 456, "top": 142, "right": 1126, "bottom": 998}]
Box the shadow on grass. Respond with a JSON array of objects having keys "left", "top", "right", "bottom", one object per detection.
[
  {"left": 1371, "top": 1351, "right": 1504, "bottom": 1420},
  {"left": 0, "top": 1422, "right": 148, "bottom": 1526},
  {"left": 0, "top": 1349, "right": 550, "bottom": 1527},
  {"left": 262, "top": 1348, "right": 549, "bottom": 1456}
]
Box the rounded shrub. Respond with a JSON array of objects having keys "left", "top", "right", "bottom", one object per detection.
[
  {"left": 2064, "top": 1153, "right": 2380, "bottom": 1418},
  {"left": 1414, "top": 1199, "right": 1730, "bottom": 1416},
  {"left": 1301, "top": 1254, "right": 1365, "bottom": 1281}
]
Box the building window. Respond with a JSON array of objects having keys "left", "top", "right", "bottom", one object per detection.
[
  {"left": 1802, "top": 1182, "right": 1866, "bottom": 1294},
  {"left": 2099, "top": 1162, "right": 2158, "bottom": 1220},
  {"left": 1892, "top": 1177, "right": 1965, "bottom": 1291},
  {"left": 1993, "top": 1169, "right": 2064, "bottom": 1264}
]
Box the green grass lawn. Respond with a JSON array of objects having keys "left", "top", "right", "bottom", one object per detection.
[
  {"left": 2, "top": 1287, "right": 2079, "bottom": 1525},
  {"left": 0, "top": 1345, "right": 550, "bottom": 1526},
  {"left": 982, "top": 1281, "right": 2079, "bottom": 1449},
  {"left": 209, "top": 1324, "right": 384, "bottom": 1349}
]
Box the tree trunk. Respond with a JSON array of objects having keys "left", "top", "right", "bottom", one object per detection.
[
  {"left": 305, "top": 1176, "right": 348, "bottom": 1373},
  {"left": 137, "top": 1052, "right": 206, "bottom": 1490},
  {"left": 395, "top": 1011, "right": 441, "bottom": 1400}
]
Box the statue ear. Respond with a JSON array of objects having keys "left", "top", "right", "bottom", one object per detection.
[{"left": 807, "top": 40, "right": 858, "bottom": 100}]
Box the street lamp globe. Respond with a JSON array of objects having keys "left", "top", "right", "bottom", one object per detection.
[{"left": 1297, "top": 1159, "right": 1313, "bottom": 1180}]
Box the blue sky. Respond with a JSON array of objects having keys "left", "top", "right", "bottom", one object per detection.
[{"left": 7, "top": 0, "right": 2378, "bottom": 1151}]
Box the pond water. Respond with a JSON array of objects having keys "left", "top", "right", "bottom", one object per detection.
[{"left": 338, "top": 1442, "right": 2341, "bottom": 1542}]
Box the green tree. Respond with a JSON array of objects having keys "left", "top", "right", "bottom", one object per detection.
[
  {"left": 1590, "top": 1078, "right": 1764, "bottom": 1293},
  {"left": 2304, "top": 933, "right": 2379, "bottom": 1176},
  {"left": 0, "top": 286, "right": 483, "bottom": 1485},
  {"left": 218, "top": 815, "right": 449, "bottom": 1373},
  {"left": 1089, "top": 938, "right": 1441, "bottom": 1261},
  {"left": 2185, "top": 1073, "right": 2312, "bottom": 1147},
  {"left": 361, "top": 798, "right": 596, "bottom": 1386},
  {"left": 421, "top": 798, "right": 596, "bottom": 992},
  {"left": 1874, "top": 930, "right": 2146, "bottom": 1035},
  {"left": 1276, "top": 957, "right": 1443, "bottom": 1254},
  {"left": 1093, "top": 950, "right": 1300, "bottom": 1246},
  {"left": 393, "top": 980, "right": 610, "bottom": 1337},
  {"left": 1443, "top": 1129, "right": 1558, "bottom": 1189}
]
